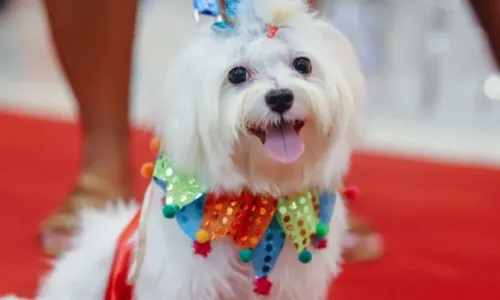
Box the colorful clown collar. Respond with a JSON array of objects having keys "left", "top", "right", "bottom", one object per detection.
[{"left": 142, "top": 140, "right": 337, "bottom": 296}]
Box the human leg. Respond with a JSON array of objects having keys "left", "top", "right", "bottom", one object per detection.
[
  {"left": 469, "top": 0, "right": 500, "bottom": 67},
  {"left": 41, "top": 0, "right": 138, "bottom": 256}
]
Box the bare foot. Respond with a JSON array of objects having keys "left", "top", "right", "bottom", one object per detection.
[
  {"left": 342, "top": 215, "right": 384, "bottom": 263},
  {"left": 41, "top": 172, "right": 131, "bottom": 257}
]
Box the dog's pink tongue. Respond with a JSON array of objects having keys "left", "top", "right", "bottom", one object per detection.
[{"left": 264, "top": 123, "right": 305, "bottom": 164}]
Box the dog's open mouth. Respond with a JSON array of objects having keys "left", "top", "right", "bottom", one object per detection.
[{"left": 247, "top": 120, "right": 306, "bottom": 164}]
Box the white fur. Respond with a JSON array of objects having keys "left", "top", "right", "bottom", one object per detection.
[
  {"left": 7, "top": 1, "right": 365, "bottom": 299},
  {"left": 35, "top": 202, "right": 139, "bottom": 300}
]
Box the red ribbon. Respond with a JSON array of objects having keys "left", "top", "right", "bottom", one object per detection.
[
  {"left": 267, "top": 25, "right": 279, "bottom": 38},
  {"left": 104, "top": 209, "right": 141, "bottom": 300}
]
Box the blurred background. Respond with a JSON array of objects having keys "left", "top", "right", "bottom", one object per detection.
[{"left": 0, "top": 0, "right": 499, "bottom": 299}]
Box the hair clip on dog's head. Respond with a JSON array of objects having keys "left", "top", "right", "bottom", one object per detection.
[
  {"left": 266, "top": 24, "right": 279, "bottom": 38},
  {"left": 193, "top": 0, "right": 222, "bottom": 22},
  {"left": 192, "top": 0, "right": 239, "bottom": 33},
  {"left": 194, "top": 0, "right": 302, "bottom": 37}
]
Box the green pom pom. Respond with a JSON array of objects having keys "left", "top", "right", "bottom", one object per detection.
[
  {"left": 298, "top": 250, "right": 312, "bottom": 264},
  {"left": 162, "top": 204, "right": 179, "bottom": 219},
  {"left": 239, "top": 248, "right": 253, "bottom": 263},
  {"left": 315, "top": 223, "right": 329, "bottom": 238}
]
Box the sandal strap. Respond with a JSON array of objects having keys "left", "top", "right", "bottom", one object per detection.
[
  {"left": 65, "top": 174, "right": 130, "bottom": 211},
  {"left": 41, "top": 212, "right": 78, "bottom": 232},
  {"left": 78, "top": 173, "right": 128, "bottom": 197}
]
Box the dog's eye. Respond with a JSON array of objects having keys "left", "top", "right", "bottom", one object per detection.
[
  {"left": 228, "top": 66, "right": 248, "bottom": 84},
  {"left": 292, "top": 57, "right": 312, "bottom": 75}
]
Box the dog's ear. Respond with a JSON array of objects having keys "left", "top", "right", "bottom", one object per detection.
[
  {"left": 313, "top": 19, "right": 367, "bottom": 145},
  {"left": 153, "top": 44, "right": 205, "bottom": 174},
  {"left": 307, "top": 19, "right": 366, "bottom": 182},
  {"left": 153, "top": 36, "right": 232, "bottom": 176}
]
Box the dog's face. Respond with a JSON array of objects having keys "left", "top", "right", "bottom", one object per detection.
[{"left": 155, "top": 1, "right": 365, "bottom": 195}]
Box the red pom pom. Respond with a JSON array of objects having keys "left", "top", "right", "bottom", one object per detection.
[
  {"left": 193, "top": 241, "right": 212, "bottom": 257},
  {"left": 343, "top": 186, "right": 360, "bottom": 201},
  {"left": 253, "top": 277, "right": 273, "bottom": 296},
  {"left": 315, "top": 238, "right": 328, "bottom": 249}
]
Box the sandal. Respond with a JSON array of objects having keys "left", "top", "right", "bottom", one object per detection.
[
  {"left": 342, "top": 214, "right": 383, "bottom": 263},
  {"left": 40, "top": 174, "right": 129, "bottom": 257}
]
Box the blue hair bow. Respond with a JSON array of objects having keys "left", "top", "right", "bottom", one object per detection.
[
  {"left": 193, "top": 0, "right": 220, "bottom": 21},
  {"left": 192, "top": 0, "right": 240, "bottom": 32}
]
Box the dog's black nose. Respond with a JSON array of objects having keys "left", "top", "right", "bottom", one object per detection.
[{"left": 265, "top": 88, "right": 294, "bottom": 113}]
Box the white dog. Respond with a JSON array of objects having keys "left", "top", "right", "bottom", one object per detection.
[{"left": 5, "top": 0, "right": 365, "bottom": 299}]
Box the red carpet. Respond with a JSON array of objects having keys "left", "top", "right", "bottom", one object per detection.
[{"left": 1, "top": 112, "right": 499, "bottom": 299}]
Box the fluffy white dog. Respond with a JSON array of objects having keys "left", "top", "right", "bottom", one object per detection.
[{"left": 5, "top": 0, "right": 365, "bottom": 299}]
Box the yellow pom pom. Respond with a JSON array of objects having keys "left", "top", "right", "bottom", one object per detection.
[
  {"left": 196, "top": 229, "right": 210, "bottom": 243},
  {"left": 150, "top": 137, "right": 161, "bottom": 153},
  {"left": 141, "top": 162, "right": 154, "bottom": 178}
]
